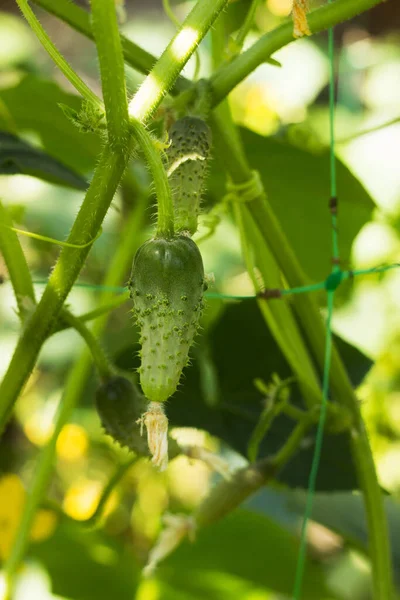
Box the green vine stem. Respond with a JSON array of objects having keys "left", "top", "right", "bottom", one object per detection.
[
  {"left": 127, "top": 0, "right": 229, "bottom": 121},
  {"left": 195, "top": 412, "right": 315, "bottom": 529},
  {"left": 231, "top": 197, "right": 321, "bottom": 409},
  {"left": 211, "top": 110, "right": 394, "bottom": 599},
  {"left": 16, "top": 0, "right": 103, "bottom": 110},
  {"left": 3, "top": 193, "right": 149, "bottom": 592},
  {"left": 233, "top": 0, "right": 261, "bottom": 54},
  {"left": 130, "top": 119, "right": 175, "bottom": 238},
  {"left": 0, "top": 200, "right": 36, "bottom": 319},
  {"left": 90, "top": 0, "right": 129, "bottom": 147},
  {"left": 210, "top": 0, "right": 385, "bottom": 106},
  {"left": 53, "top": 293, "right": 130, "bottom": 334},
  {"left": 59, "top": 310, "right": 114, "bottom": 381},
  {"left": 43, "top": 456, "right": 138, "bottom": 528}
]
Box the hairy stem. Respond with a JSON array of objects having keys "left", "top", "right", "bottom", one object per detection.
[
  {"left": 128, "top": 0, "right": 229, "bottom": 121},
  {"left": 16, "top": 0, "right": 103, "bottom": 109},
  {"left": 130, "top": 120, "right": 174, "bottom": 238},
  {"left": 90, "top": 0, "right": 129, "bottom": 147}
]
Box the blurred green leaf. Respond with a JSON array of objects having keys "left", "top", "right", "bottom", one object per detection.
[
  {"left": 0, "top": 131, "right": 87, "bottom": 189},
  {"left": 161, "top": 509, "right": 332, "bottom": 599},
  {"left": 30, "top": 522, "right": 140, "bottom": 600},
  {"left": 209, "top": 128, "right": 375, "bottom": 281},
  {"left": 249, "top": 487, "right": 400, "bottom": 582},
  {"left": 0, "top": 75, "right": 100, "bottom": 173}
]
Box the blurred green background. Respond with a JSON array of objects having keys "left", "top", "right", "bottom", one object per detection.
[{"left": 1, "top": 1, "right": 400, "bottom": 599}]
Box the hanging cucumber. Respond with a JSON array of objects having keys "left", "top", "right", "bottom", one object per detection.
[
  {"left": 95, "top": 376, "right": 149, "bottom": 455},
  {"left": 129, "top": 234, "right": 205, "bottom": 403},
  {"left": 166, "top": 116, "right": 211, "bottom": 235}
]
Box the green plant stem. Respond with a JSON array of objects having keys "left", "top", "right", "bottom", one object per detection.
[
  {"left": 85, "top": 457, "right": 138, "bottom": 527},
  {"left": 0, "top": 145, "right": 129, "bottom": 434},
  {"left": 247, "top": 376, "right": 295, "bottom": 463},
  {"left": 3, "top": 193, "right": 148, "bottom": 591},
  {"left": 59, "top": 310, "right": 114, "bottom": 380},
  {"left": 16, "top": 0, "right": 103, "bottom": 110},
  {"left": 53, "top": 293, "right": 130, "bottom": 334},
  {"left": 127, "top": 0, "right": 229, "bottom": 121},
  {"left": 234, "top": 0, "right": 260, "bottom": 52},
  {"left": 32, "top": 0, "right": 190, "bottom": 94},
  {"left": 209, "top": 0, "right": 385, "bottom": 105},
  {"left": 0, "top": 200, "right": 36, "bottom": 318},
  {"left": 130, "top": 120, "right": 174, "bottom": 238},
  {"left": 212, "top": 112, "right": 394, "bottom": 600},
  {"left": 90, "top": 0, "right": 129, "bottom": 148},
  {"left": 195, "top": 414, "right": 314, "bottom": 529}
]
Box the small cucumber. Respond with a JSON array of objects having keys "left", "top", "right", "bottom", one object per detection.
[
  {"left": 95, "top": 376, "right": 149, "bottom": 454},
  {"left": 166, "top": 116, "right": 211, "bottom": 235},
  {"left": 129, "top": 235, "right": 205, "bottom": 402}
]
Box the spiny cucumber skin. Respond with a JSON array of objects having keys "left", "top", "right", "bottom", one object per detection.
[
  {"left": 167, "top": 116, "right": 211, "bottom": 235},
  {"left": 129, "top": 236, "right": 205, "bottom": 403},
  {"left": 95, "top": 376, "right": 149, "bottom": 454}
]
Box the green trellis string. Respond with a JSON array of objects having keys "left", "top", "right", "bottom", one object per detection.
[{"left": 292, "top": 17, "right": 337, "bottom": 600}]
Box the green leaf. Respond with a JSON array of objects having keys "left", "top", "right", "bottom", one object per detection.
[
  {"left": 30, "top": 522, "right": 140, "bottom": 600},
  {"left": 160, "top": 510, "right": 332, "bottom": 599},
  {"left": 0, "top": 75, "right": 101, "bottom": 173},
  {"left": 0, "top": 131, "right": 87, "bottom": 189},
  {"left": 209, "top": 128, "right": 375, "bottom": 281},
  {"left": 116, "top": 299, "right": 372, "bottom": 491}
]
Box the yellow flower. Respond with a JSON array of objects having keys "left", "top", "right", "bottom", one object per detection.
[{"left": 0, "top": 475, "right": 57, "bottom": 560}]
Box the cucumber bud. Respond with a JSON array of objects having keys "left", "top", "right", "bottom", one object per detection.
[
  {"left": 95, "top": 376, "right": 149, "bottom": 455},
  {"left": 166, "top": 116, "right": 211, "bottom": 235}
]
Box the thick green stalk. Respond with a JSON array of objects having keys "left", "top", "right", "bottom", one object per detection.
[
  {"left": 3, "top": 195, "right": 148, "bottom": 589},
  {"left": 0, "top": 146, "right": 129, "bottom": 433},
  {"left": 16, "top": 0, "right": 103, "bottom": 109},
  {"left": 210, "top": 0, "right": 385, "bottom": 105},
  {"left": 0, "top": 200, "right": 36, "bottom": 318},
  {"left": 128, "top": 0, "right": 229, "bottom": 121},
  {"left": 232, "top": 200, "right": 321, "bottom": 408},
  {"left": 130, "top": 120, "right": 174, "bottom": 238},
  {"left": 90, "top": 0, "right": 129, "bottom": 147}
]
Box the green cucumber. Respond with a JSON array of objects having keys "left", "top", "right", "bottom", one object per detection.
[
  {"left": 166, "top": 116, "right": 211, "bottom": 235},
  {"left": 95, "top": 376, "right": 149, "bottom": 454},
  {"left": 129, "top": 235, "right": 205, "bottom": 402}
]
